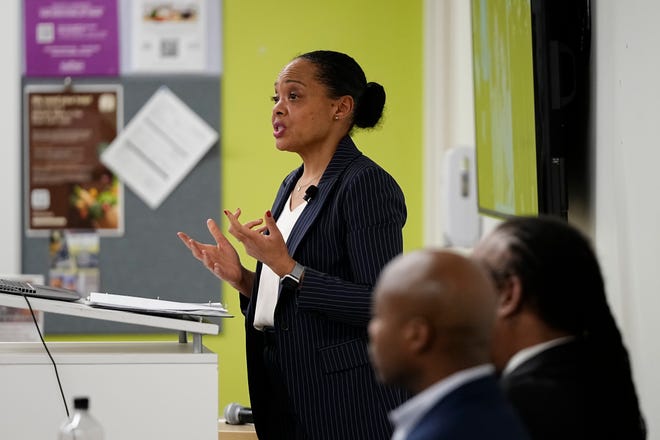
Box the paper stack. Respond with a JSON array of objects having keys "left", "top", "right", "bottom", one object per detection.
[{"left": 87, "top": 292, "right": 232, "bottom": 318}]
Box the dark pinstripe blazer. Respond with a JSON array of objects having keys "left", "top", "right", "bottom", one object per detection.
[{"left": 240, "top": 136, "right": 408, "bottom": 440}]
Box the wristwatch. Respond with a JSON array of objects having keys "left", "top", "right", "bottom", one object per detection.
[{"left": 281, "top": 261, "right": 305, "bottom": 290}]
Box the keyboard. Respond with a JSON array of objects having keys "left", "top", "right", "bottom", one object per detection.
[
  {"left": 0, "top": 279, "right": 37, "bottom": 295},
  {"left": 0, "top": 278, "right": 82, "bottom": 301}
]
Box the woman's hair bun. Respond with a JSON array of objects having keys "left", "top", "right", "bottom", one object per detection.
[{"left": 354, "top": 81, "right": 386, "bottom": 129}]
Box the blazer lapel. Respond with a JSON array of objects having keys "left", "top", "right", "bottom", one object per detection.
[
  {"left": 246, "top": 170, "right": 301, "bottom": 317},
  {"left": 248, "top": 137, "right": 361, "bottom": 318},
  {"left": 271, "top": 168, "right": 303, "bottom": 218},
  {"left": 285, "top": 136, "right": 362, "bottom": 256}
]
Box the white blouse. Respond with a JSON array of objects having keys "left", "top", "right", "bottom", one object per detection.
[{"left": 253, "top": 194, "right": 306, "bottom": 330}]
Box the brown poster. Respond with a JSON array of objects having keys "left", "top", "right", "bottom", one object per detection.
[{"left": 25, "top": 85, "right": 123, "bottom": 235}]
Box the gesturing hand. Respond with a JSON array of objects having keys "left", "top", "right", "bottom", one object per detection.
[
  {"left": 177, "top": 218, "right": 248, "bottom": 293},
  {"left": 225, "top": 208, "right": 295, "bottom": 277}
]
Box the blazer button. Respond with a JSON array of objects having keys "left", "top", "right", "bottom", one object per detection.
[{"left": 281, "top": 321, "right": 289, "bottom": 331}]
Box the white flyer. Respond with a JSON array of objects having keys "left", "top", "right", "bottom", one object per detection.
[
  {"left": 101, "top": 87, "right": 218, "bottom": 209},
  {"left": 128, "top": 0, "right": 207, "bottom": 73}
]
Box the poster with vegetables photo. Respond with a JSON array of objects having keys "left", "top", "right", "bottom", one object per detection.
[{"left": 24, "top": 84, "right": 124, "bottom": 236}]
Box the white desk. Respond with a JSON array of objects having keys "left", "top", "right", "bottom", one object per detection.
[
  {"left": 0, "top": 293, "right": 222, "bottom": 439},
  {"left": 0, "top": 292, "right": 221, "bottom": 352}
]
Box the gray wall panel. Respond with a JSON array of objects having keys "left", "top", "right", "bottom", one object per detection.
[{"left": 21, "top": 76, "right": 222, "bottom": 334}]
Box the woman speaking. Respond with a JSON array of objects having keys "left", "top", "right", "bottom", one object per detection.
[{"left": 179, "top": 50, "right": 407, "bottom": 440}]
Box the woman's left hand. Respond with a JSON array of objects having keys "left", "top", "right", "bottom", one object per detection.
[{"left": 225, "top": 208, "right": 296, "bottom": 277}]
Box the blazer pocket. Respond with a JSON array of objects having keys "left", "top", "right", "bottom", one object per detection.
[{"left": 318, "top": 338, "right": 370, "bottom": 374}]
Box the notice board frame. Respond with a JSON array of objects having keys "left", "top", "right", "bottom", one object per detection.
[{"left": 21, "top": 75, "right": 222, "bottom": 334}]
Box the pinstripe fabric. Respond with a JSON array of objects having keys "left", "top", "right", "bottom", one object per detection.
[{"left": 241, "top": 136, "right": 409, "bottom": 440}]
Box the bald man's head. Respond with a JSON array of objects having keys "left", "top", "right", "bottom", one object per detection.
[{"left": 368, "top": 249, "right": 498, "bottom": 393}]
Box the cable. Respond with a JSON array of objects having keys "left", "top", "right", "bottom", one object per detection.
[{"left": 23, "top": 295, "right": 69, "bottom": 418}]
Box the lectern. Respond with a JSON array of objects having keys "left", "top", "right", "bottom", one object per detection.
[{"left": 0, "top": 292, "right": 221, "bottom": 440}]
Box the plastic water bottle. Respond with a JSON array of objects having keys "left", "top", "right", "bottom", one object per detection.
[{"left": 57, "top": 397, "right": 104, "bottom": 440}]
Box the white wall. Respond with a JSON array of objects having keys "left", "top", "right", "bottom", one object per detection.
[
  {"left": 426, "top": 1, "right": 660, "bottom": 437},
  {"left": 423, "top": 0, "right": 476, "bottom": 246},
  {"left": 0, "top": 0, "right": 21, "bottom": 274},
  {"left": 593, "top": 1, "right": 660, "bottom": 435},
  {"left": 424, "top": 0, "right": 501, "bottom": 249}
]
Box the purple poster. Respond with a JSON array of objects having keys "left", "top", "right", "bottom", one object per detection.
[{"left": 24, "top": 0, "right": 119, "bottom": 77}]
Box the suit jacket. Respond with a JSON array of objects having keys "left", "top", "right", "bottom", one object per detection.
[
  {"left": 241, "top": 136, "right": 408, "bottom": 440},
  {"left": 501, "top": 339, "right": 646, "bottom": 440},
  {"left": 406, "top": 375, "right": 530, "bottom": 440}
]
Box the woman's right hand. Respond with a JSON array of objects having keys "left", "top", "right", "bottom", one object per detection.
[{"left": 178, "top": 218, "right": 254, "bottom": 297}]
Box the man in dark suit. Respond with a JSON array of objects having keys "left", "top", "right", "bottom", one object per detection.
[
  {"left": 368, "top": 249, "right": 530, "bottom": 440},
  {"left": 472, "top": 216, "right": 646, "bottom": 440}
]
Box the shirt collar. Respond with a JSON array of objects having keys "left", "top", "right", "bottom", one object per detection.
[
  {"left": 389, "top": 364, "right": 495, "bottom": 440},
  {"left": 503, "top": 336, "right": 575, "bottom": 376}
]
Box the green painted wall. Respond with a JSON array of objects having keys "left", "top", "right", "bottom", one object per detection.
[
  {"left": 49, "top": 0, "right": 423, "bottom": 416},
  {"left": 219, "top": 0, "right": 423, "bottom": 409}
]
